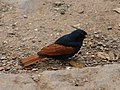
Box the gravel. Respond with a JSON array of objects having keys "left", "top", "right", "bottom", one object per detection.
[{"left": 0, "top": 0, "right": 120, "bottom": 74}]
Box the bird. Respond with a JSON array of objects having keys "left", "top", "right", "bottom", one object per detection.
[{"left": 21, "top": 29, "right": 87, "bottom": 67}]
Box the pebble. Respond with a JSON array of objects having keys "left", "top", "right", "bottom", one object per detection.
[
  {"left": 86, "top": 52, "right": 89, "bottom": 55},
  {"left": 1, "top": 56, "right": 7, "bottom": 60},
  {"left": 78, "top": 10, "right": 84, "bottom": 14},
  {"left": 72, "top": 23, "right": 81, "bottom": 29},
  {"left": 34, "top": 28, "right": 38, "bottom": 31},
  {"left": 97, "top": 52, "right": 110, "bottom": 60},
  {"left": 32, "top": 40, "right": 36, "bottom": 43},
  {"left": 11, "top": 57, "right": 17, "bottom": 60},
  {"left": 56, "top": 33, "right": 60, "bottom": 36},
  {"left": 51, "top": 67, "right": 58, "bottom": 70},
  {"left": 29, "top": 23, "right": 32, "bottom": 25},
  {"left": 32, "top": 68, "right": 38, "bottom": 71},
  {"left": 4, "top": 66, "right": 11, "bottom": 71},
  {"left": 108, "top": 52, "right": 115, "bottom": 60},
  {"left": 50, "top": 34, "right": 53, "bottom": 36},
  {"left": 91, "top": 55, "right": 95, "bottom": 58},
  {"left": 97, "top": 42, "right": 104, "bottom": 46},
  {"left": 94, "top": 32, "right": 99, "bottom": 34},
  {"left": 0, "top": 22, "right": 4, "bottom": 26},
  {"left": 113, "top": 8, "right": 120, "bottom": 14},
  {"left": 11, "top": 23, "right": 17, "bottom": 29},
  {"left": 66, "top": 66, "right": 72, "bottom": 70},
  {"left": 0, "top": 67, "right": 4, "bottom": 71},
  {"left": 94, "top": 33, "right": 99, "bottom": 38},
  {"left": 2, "top": 63, "right": 6, "bottom": 66},
  {"left": 119, "top": 23, "right": 120, "bottom": 27},
  {"left": 54, "top": 8, "right": 60, "bottom": 11},
  {"left": 100, "top": 46, "right": 104, "bottom": 50},
  {"left": 23, "top": 15, "right": 28, "bottom": 18},
  {"left": 53, "top": 1, "right": 64, "bottom": 7},
  {"left": 107, "top": 26, "right": 112, "bottom": 30},
  {"left": 31, "top": 75, "right": 39, "bottom": 82},
  {"left": 8, "top": 31, "right": 16, "bottom": 35},
  {"left": 60, "top": 9, "right": 66, "bottom": 15},
  {"left": 69, "top": 60, "right": 85, "bottom": 68},
  {"left": 3, "top": 41, "right": 8, "bottom": 44}
]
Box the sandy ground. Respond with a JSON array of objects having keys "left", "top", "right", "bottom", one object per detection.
[{"left": 0, "top": 0, "right": 120, "bottom": 73}]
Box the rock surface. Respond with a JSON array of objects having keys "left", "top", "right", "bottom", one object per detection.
[
  {"left": 39, "top": 64, "right": 120, "bottom": 90},
  {"left": 0, "top": 73, "right": 37, "bottom": 90},
  {"left": 0, "top": 64, "right": 120, "bottom": 90}
]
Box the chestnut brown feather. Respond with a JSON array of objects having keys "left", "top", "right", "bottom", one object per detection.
[{"left": 38, "top": 44, "right": 76, "bottom": 56}]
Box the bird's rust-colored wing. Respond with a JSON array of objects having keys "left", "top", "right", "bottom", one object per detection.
[{"left": 38, "top": 44, "right": 76, "bottom": 56}]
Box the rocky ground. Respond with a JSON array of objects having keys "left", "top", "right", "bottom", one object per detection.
[
  {"left": 0, "top": 0, "right": 120, "bottom": 74},
  {"left": 0, "top": 0, "right": 120, "bottom": 73},
  {"left": 0, "top": 64, "right": 120, "bottom": 90},
  {"left": 0, "top": 0, "right": 120, "bottom": 90}
]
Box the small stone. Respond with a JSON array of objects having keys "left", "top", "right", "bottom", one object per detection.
[
  {"left": 100, "top": 46, "right": 104, "bottom": 50},
  {"left": 97, "top": 52, "right": 110, "bottom": 60},
  {"left": 34, "top": 28, "right": 38, "bottom": 31},
  {"left": 1, "top": 52, "right": 6, "bottom": 55},
  {"left": 4, "top": 66, "right": 11, "bottom": 71},
  {"left": 72, "top": 23, "right": 81, "bottom": 29},
  {"left": 22, "top": 38, "right": 26, "bottom": 41},
  {"left": 60, "top": 9, "right": 66, "bottom": 15},
  {"left": 94, "top": 32, "right": 99, "bottom": 34},
  {"left": 38, "top": 40, "right": 41, "bottom": 42},
  {"left": 54, "top": 8, "right": 60, "bottom": 11},
  {"left": 32, "top": 40, "right": 36, "bottom": 43},
  {"left": 1, "top": 56, "right": 7, "bottom": 60},
  {"left": 32, "top": 68, "right": 38, "bottom": 71},
  {"left": 113, "top": 8, "right": 120, "bottom": 14},
  {"left": 119, "top": 23, "right": 120, "bottom": 27},
  {"left": 108, "top": 52, "right": 115, "bottom": 60},
  {"left": 107, "top": 26, "right": 112, "bottom": 30},
  {"left": 18, "top": 70, "right": 27, "bottom": 73},
  {"left": 56, "top": 33, "right": 60, "bottom": 36},
  {"left": 97, "top": 42, "right": 104, "bottom": 46},
  {"left": 2, "top": 63, "right": 6, "bottom": 66},
  {"left": 51, "top": 67, "right": 58, "bottom": 70},
  {"left": 29, "top": 23, "right": 32, "bottom": 25},
  {"left": 94, "top": 34, "right": 99, "bottom": 38},
  {"left": 3, "top": 41, "right": 8, "bottom": 44},
  {"left": 116, "top": 53, "right": 120, "bottom": 60},
  {"left": 54, "top": 1, "right": 64, "bottom": 7},
  {"left": 86, "top": 52, "right": 89, "bottom": 54},
  {"left": 8, "top": 31, "right": 15, "bottom": 35},
  {"left": 11, "top": 23, "right": 17, "bottom": 29},
  {"left": 91, "top": 55, "right": 95, "bottom": 58},
  {"left": 69, "top": 60, "right": 85, "bottom": 68},
  {"left": 11, "top": 57, "right": 17, "bottom": 60},
  {"left": 31, "top": 75, "right": 39, "bottom": 82},
  {"left": 50, "top": 34, "right": 53, "bottom": 36},
  {"left": 0, "top": 67, "right": 4, "bottom": 71},
  {"left": 78, "top": 10, "right": 84, "bottom": 14},
  {"left": 66, "top": 66, "right": 72, "bottom": 70},
  {"left": 23, "top": 15, "right": 28, "bottom": 18},
  {"left": 0, "top": 22, "right": 4, "bottom": 26}
]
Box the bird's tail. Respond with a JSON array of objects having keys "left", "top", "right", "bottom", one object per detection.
[{"left": 21, "top": 55, "right": 43, "bottom": 67}]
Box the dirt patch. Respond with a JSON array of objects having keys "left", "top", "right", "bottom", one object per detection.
[{"left": 0, "top": 0, "right": 120, "bottom": 73}]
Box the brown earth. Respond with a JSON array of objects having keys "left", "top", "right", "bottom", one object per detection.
[{"left": 0, "top": 0, "right": 120, "bottom": 74}]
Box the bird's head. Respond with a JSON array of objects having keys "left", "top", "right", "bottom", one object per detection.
[{"left": 69, "top": 29, "right": 87, "bottom": 42}]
